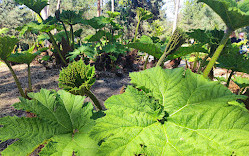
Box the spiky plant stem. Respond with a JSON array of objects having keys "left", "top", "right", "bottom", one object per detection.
[
  {"left": 38, "top": 14, "right": 67, "bottom": 65},
  {"left": 226, "top": 70, "right": 234, "bottom": 88},
  {"left": 4, "top": 60, "right": 26, "bottom": 98},
  {"left": 134, "top": 19, "right": 141, "bottom": 42},
  {"left": 203, "top": 29, "right": 232, "bottom": 78},
  {"left": 83, "top": 89, "right": 102, "bottom": 110},
  {"left": 144, "top": 55, "right": 149, "bottom": 70},
  {"left": 27, "top": 64, "right": 32, "bottom": 91},
  {"left": 70, "top": 24, "right": 74, "bottom": 50}
]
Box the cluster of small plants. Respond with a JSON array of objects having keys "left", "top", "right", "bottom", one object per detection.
[{"left": 1, "top": 0, "right": 249, "bottom": 155}]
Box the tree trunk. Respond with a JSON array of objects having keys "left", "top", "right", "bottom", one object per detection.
[
  {"left": 172, "top": 0, "right": 180, "bottom": 34},
  {"left": 97, "top": 0, "right": 101, "bottom": 17},
  {"left": 56, "top": 0, "right": 61, "bottom": 10},
  {"left": 111, "top": 0, "right": 114, "bottom": 12},
  {"left": 41, "top": 0, "right": 50, "bottom": 20}
]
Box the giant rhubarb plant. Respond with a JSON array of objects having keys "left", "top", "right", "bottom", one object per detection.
[
  {"left": 91, "top": 67, "right": 249, "bottom": 155},
  {"left": 198, "top": 0, "right": 249, "bottom": 78},
  {"left": 0, "top": 89, "right": 99, "bottom": 156},
  {"left": 15, "top": 0, "right": 67, "bottom": 65}
]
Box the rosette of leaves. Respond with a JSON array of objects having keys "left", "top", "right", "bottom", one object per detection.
[
  {"left": 0, "top": 89, "right": 99, "bottom": 156},
  {"left": 197, "top": 0, "right": 249, "bottom": 78},
  {"left": 91, "top": 67, "right": 249, "bottom": 155},
  {"left": 59, "top": 60, "right": 102, "bottom": 110},
  {"left": 0, "top": 36, "right": 26, "bottom": 97}
]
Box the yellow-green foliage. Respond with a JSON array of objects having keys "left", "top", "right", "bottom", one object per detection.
[
  {"left": 0, "top": 36, "right": 18, "bottom": 61},
  {"left": 59, "top": 60, "right": 95, "bottom": 94}
]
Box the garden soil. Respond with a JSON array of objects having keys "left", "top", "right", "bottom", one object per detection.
[{"left": 0, "top": 63, "right": 130, "bottom": 118}]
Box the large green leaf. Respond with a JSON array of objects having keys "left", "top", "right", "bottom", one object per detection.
[
  {"left": 18, "top": 21, "right": 58, "bottom": 36},
  {"left": 217, "top": 44, "right": 249, "bottom": 73},
  {"left": 67, "top": 44, "right": 97, "bottom": 61},
  {"left": 136, "top": 7, "right": 153, "bottom": 21},
  {"left": 198, "top": 0, "right": 249, "bottom": 30},
  {"left": 0, "top": 89, "right": 98, "bottom": 156},
  {"left": 0, "top": 36, "right": 18, "bottom": 61},
  {"left": 87, "top": 30, "right": 106, "bottom": 42},
  {"left": 7, "top": 47, "right": 48, "bottom": 65},
  {"left": 91, "top": 67, "right": 249, "bottom": 155},
  {"left": 0, "top": 28, "right": 9, "bottom": 35},
  {"left": 86, "top": 16, "right": 110, "bottom": 29},
  {"left": 101, "top": 42, "right": 127, "bottom": 55},
  {"left": 60, "top": 10, "right": 86, "bottom": 25},
  {"left": 232, "top": 76, "right": 249, "bottom": 89},
  {"left": 167, "top": 44, "right": 208, "bottom": 60},
  {"left": 125, "top": 36, "right": 162, "bottom": 59},
  {"left": 15, "top": 0, "right": 48, "bottom": 14}
]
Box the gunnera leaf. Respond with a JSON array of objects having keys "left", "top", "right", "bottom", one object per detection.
[
  {"left": 0, "top": 36, "right": 18, "bottom": 61},
  {"left": 0, "top": 89, "right": 99, "bottom": 156},
  {"left": 15, "top": 0, "right": 49, "bottom": 14},
  {"left": 198, "top": 0, "right": 249, "bottom": 30},
  {"left": 232, "top": 76, "right": 249, "bottom": 89},
  {"left": 125, "top": 35, "right": 163, "bottom": 59},
  {"left": 91, "top": 67, "right": 249, "bottom": 156},
  {"left": 58, "top": 60, "right": 95, "bottom": 95}
]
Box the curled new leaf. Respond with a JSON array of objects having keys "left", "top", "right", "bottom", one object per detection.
[{"left": 59, "top": 60, "right": 95, "bottom": 95}]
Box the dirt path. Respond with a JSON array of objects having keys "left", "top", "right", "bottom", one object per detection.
[{"left": 0, "top": 63, "right": 130, "bottom": 117}]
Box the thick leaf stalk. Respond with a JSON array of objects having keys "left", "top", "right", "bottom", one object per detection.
[
  {"left": 4, "top": 60, "right": 26, "bottom": 98},
  {"left": 226, "top": 70, "right": 234, "bottom": 88},
  {"left": 134, "top": 19, "right": 140, "bottom": 42},
  {"left": 84, "top": 89, "right": 102, "bottom": 110},
  {"left": 27, "top": 64, "right": 32, "bottom": 91},
  {"left": 37, "top": 14, "right": 67, "bottom": 65},
  {"left": 203, "top": 29, "right": 232, "bottom": 78},
  {"left": 70, "top": 24, "right": 74, "bottom": 50},
  {"left": 47, "top": 32, "right": 67, "bottom": 65}
]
